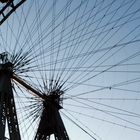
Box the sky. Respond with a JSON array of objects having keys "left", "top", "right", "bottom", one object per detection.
[{"left": 0, "top": 0, "right": 140, "bottom": 140}]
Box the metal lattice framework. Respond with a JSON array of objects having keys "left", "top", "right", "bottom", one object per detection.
[
  {"left": 1, "top": 0, "right": 140, "bottom": 140},
  {"left": 0, "top": 0, "right": 26, "bottom": 25},
  {"left": 0, "top": 52, "right": 69, "bottom": 139},
  {"left": 0, "top": 53, "right": 21, "bottom": 140},
  {"left": 0, "top": 1, "right": 70, "bottom": 139}
]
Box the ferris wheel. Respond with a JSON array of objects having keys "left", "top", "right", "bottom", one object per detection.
[{"left": 0, "top": 0, "right": 140, "bottom": 140}]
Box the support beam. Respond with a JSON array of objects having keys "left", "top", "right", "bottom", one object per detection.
[
  {"left": 34, "top": 97, "right": 69, "bottom": 140},
  {"left": 0, "top": 53, "right": 69, "bottom": 140},
  {"left": 13, "top": 75, "right": 69, "bottom": 140},
  {"left": 12, "top": 74, "right": 44, "bottom": 99},
  {"left": 0, "top": 91, "right": 6, "bottom": 140},
  {"left": 0, "top": 63, "right": 21, "bottom": 140}
]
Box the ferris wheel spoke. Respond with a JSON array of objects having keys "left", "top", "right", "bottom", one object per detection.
[
  {"left": 64, "top": 98, "right": 140, "bottom": 131},
  {"left": 61, "top": 110, "right": 99, "bottom": 140},
  {"left": 1, "top": 0, "right": 140, "bottom": 140},
  {"left": 65, "top": 108, "right": 140, "bottom": 132}
]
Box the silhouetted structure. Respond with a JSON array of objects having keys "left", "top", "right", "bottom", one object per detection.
[
  {"left": 0, "top": 53, "right": 21, "bottom": 140},
  {"left": 0, "top": 52, "right": 69, "bottom": 140},
  {"left": 0, "top": 0, "right": 26, "bottom": 25}
]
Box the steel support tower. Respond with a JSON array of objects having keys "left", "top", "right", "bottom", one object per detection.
[
  {"left": 0, "top": 0, "right": 70, "bottom": 138},
  {"left": 14, "top": 74, "right": 70, "bottom": 140},
  {"left": 34, "top": 93, "right": 69, "bottom": 140},
  {"left": 0, "top": 53, "right": 21, "bottom": 140},
  {"left": 0, "top": 52, "right": 69, "bottom": 140}
]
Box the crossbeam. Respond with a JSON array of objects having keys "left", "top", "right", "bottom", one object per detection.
[{"left": 12, "top": 74, "right": 44, "bottom": 99}]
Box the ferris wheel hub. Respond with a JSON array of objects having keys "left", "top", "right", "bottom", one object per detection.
[
  {"left": 0, "top": 52, "right": 13, "bottom": 74},
  {"left": 44, "top": 90, "right": 63, "bottom": 110}
]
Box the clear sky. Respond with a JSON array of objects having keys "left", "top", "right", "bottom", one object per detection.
[{"left": 1, "top": 0, "right": 140, "bottom": 140}]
